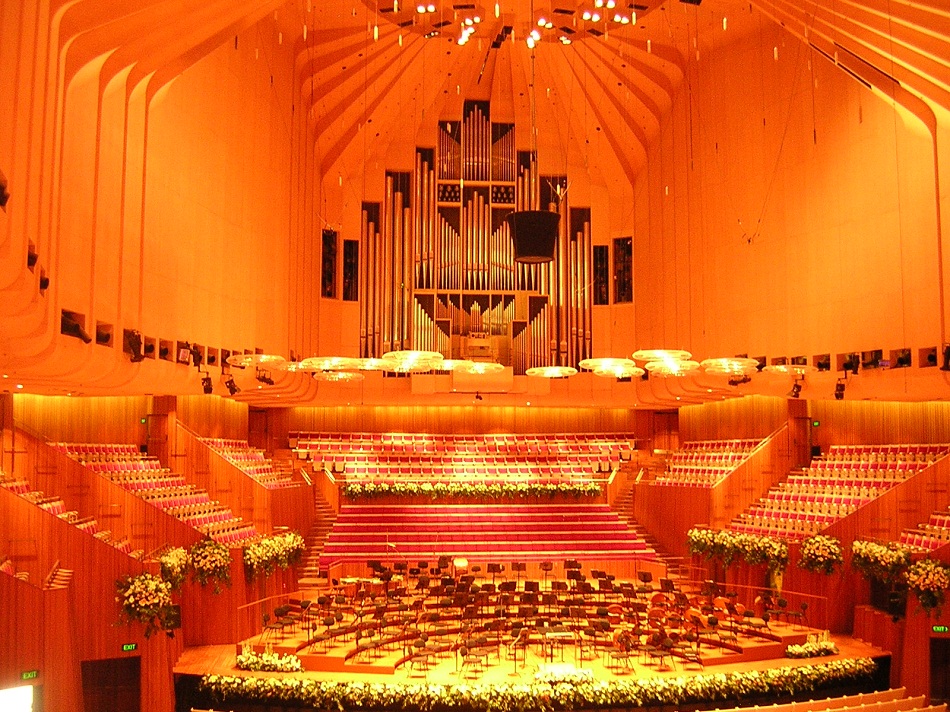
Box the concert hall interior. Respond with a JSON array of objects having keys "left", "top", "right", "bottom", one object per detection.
[{"left": 3, "top": 0, "right": 950, "bottom": 711}]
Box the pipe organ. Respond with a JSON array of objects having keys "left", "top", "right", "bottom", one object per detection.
[{"left": 359, "top": 100, "right": 593, "bottom": 374}]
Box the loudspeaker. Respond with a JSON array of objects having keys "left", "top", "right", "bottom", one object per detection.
[{"left": 507, "top": 210, "right": 559, "bottom": 263}]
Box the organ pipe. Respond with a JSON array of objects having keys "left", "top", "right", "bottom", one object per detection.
[{"left": 358, "top": 100, "right": 593, "bottom": 372}]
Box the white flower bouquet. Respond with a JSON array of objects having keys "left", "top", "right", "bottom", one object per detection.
[
  {"left": 159, "top": 547, "right": 189, "bottom": 590},
  {"left": 906, "top": 557, "right": 950, "bottom": 616},
  {"left": 115, "top": 572, "right": 177, "bottom": 638},
  {"left": 799, "top": 534, "right": 844, "bottom": 575},
  {"left": 851, "top": 540, "right": 911, "bottom": 583},
  {"left": 189, "top": 538, "right": 232, "bottom": 593}
]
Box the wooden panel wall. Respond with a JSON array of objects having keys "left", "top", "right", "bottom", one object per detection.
[
  {"left": 17, "top": 429, "right": 205, "bottom": 555},
  {"left": 679, "top": 396, "right": 790, "bottom": 442},
  {"left": 0, "top": 484, "right": 179, "bottom": 712},
  {"left": 708, "top": 424, "right": 798, "bottom": 529},
  {"left": 0, "top": 575, "right": 44, "bottom": 691},
  {"left": 12, "top": 394, "right": 151, "bottom": 445},
  {"left": 810, "top": 400, "right": 950, "bottom": 449},
  {"left": 174, "top": 424, "right": 313, "bottom": 536},
  {"left": 176, "top": 396, "right": 249, "bottom": 441},
  {"left": 266, "top": 405, "right": 644, "bottom": 452},
  {"left": 631, "top": 482, "right": 710, "bottom": 560}
]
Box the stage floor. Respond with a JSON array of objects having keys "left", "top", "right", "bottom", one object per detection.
[{"left": 175, "top": 629, "right": 888, "bottom": 687}]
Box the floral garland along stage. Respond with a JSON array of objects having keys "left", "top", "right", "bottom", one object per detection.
[
  {"left": 687, "top": 527, "right": 789, "bottom": 572},
  {"left": 235, "top": 646, "right": 302, "bottom": 672},
  {"left": 199, "top": 657, "right": 877, "bottom": 712},
  {"left": 115, "top": 572, "right": 177, "bottom": 638},
  {"left": 905, "top": 557, "right": 950, "bottom": 616},
  {"left": 798, "top": 534, "right": 845, "bottom": 575},
  {"left": 343, "top": 480, "right": 602, "bottom": 500},
  {"left": 243, "top": 531, "right": 305, "bottom": 579}
]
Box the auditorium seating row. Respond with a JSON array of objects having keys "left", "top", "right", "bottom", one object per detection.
[
  {"left": 679, "top": 438, "right": 759, "bottom": 452},
  {"left": 319, "top": 503, "right": 656, "bottom": 568},
  {"left": 653, "top": 438, "right": 762, "bottom": 488},
  {"left": 899, "top": 507, "right": 950, "bottom": 552},
  {"left": 199, "top": 438, "right": 296, "bottom": 490},
  {"left": 292, "top": 431, "right": 636, "bottom": 458},
  {"left": 803, "top": 461, "right": 930, "bottom": 479},
  {"left": 1, "top": 475, "right": 143, "bottom": 557},
  {"left": 820, "top": 443, "right": 947, "bottom": 463},
  {"left": 338, "top": 461, "right": 605, "bottom": 481},
  {"left": 711, "top": 689, "right": 942, "bottom": 712},
  {"left": 54, "top": 443, "right": 260, "bottom": 544},
  {"left": 728, "top": 444, "right": 944, "bottom": 541},
  {"left": 49, "top": 441, "right": 141, "bottom": 461}
]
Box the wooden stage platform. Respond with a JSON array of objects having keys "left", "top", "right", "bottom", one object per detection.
[{"left": 175, "top": 627, "right": 888, "bottom": 687}]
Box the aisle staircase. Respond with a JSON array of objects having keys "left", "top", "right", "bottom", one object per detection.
[{"left": 298, "top": 489, "right": 337, "bottom": 586}]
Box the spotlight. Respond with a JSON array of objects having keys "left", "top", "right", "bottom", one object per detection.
[
  {"left": 201, "top": 375, "right": 213, "bottom": 394},
  {"left": 189, "top": 343, "right": 203, "bottom": 368},
  {"left": 224, "top": 376, "right": 240, "bottom": 396},
  {"left": 789, "top": 380, "right": 802, "bottom": 398},
  {"left": 474, "top": 392, "right": 483, "bottom": 401},
  {"left": 256, "top": 368, "right": 274, "bottom": 386},
  {"left": 728, "top": 374, "right": 752, "bottom": 386},
  {"left": 125, "top": 329, "right": 146, "bottom": 363},
  {"left": 941, "top": 343, "right": 950, "bottom": 371},
  {"left": 834, "top": 379, "right": 846, "bottom": 400},
  {"left": 60, "top": 311, "right": 92, "bottom": 343}
]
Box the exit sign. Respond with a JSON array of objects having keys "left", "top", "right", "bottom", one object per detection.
[
  {"left": 122, "top": 643, "right": 138, "bottom": 652},
  {"left": 812, "top": 420, "right": 820, "bottom": 427},
  {"left": 934, "top": 625, "right": 949, "bottom": 634},
  {"left": 21, "top": 670, "right": 38, "bottom": 680}
]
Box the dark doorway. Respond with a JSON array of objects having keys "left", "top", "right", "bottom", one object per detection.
[
  {"left": 932, "top": 638, "right": 950, "bottom": 704},
  {"left": 81, "top": 656, "right": 140, "bottom": 712}
]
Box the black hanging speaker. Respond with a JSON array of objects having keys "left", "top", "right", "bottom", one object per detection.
[{"left": 507, "top": 210, "right": 559, "bottom": 263}]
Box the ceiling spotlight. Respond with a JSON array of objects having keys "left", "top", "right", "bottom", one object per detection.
[
  {"left": 201, "top": 375, "right": 213, "bottom": 394},
  {"left": 256, "top": 368, "right": 275, "bottom": 386},
  {"left": 125, "top": 329, "right": 146, "bottom": 363},
  {"left": 474, "top": 392, "right": 483, "bottom": 401},
  {"left": 834, "top": 379, "right": 846, "bottom": 400},
  {"left": 223, "top": 376, "right": 240, "bottom": 396},
  {"left": 788, "top": 380, "right": 803, "bottom": 398}
]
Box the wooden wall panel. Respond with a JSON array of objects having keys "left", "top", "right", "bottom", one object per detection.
[
  {"left": 810, "top": 400, "right": 950, "bottom": 450},
  {"left": 13, "top": 394, "right": 150, "bottom": 446},
  {"left": 631, "top": 421, "right": 796, "bottom": 558},
  {"left": 174, "top": 423, "right": 313, "bottom": 536},
  {"left": 709, "top": 424, "right": 798, "bottom": 529},
  {"left": 0, "top": 575, "right": 44, "bottom": 691},
  {"left": 19, "top": 430, "right": 205, "bottom": 555},
  {"left": 176, "top": 396, "right": 248, "bottom": 441},
  {"left": 679, "top": 396, "right": 790, "bottom": 442},
  {"left": 279, "top": 405, "right": 641, "bottom": 441}
]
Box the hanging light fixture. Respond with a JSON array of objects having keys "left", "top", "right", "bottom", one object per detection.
[
  {"left": 578, "top": 357, "right": 644, "bottom": 379},
  {"left": 525, "top": 365, "right": 578, "bottom": 378},
  {"left": 508, "top": 0, "right": 559, "bottom": 264}
]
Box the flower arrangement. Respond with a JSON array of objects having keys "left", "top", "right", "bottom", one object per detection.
[
  {"left": 235, "top": 645, "right": 302, "bottom": 672},
  {"left": 687, "top": 528, "right": 788, "bottom": 572},
  {"left": 905, "top": 557, "right": 950, "bottom": 616},
  {"left": 159, "top": 547, "right": 189, "bottom": 590},
  {"left": 199, "top": 657, "right": 877, "bottom": 712},
  {"left": 798, "top": 534, "right": 844, "bottom": 575},
  {"left": 189, "top": 539, "right": 232, "bottom": 593},
  {"left": 243, "top": 531, "right": 306, "bottom": 579},
  {"left": 851, "top": 540, "right": 912, "bottom": 583},
  {"left": 786, "top": 641, "right": 839, "bottom": 658},
  {"left": 343, "top": 480, "right": 601, "bottom": 500},
  {"left": 115, "top": 572, "right": 177, "bottom": 638}
]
